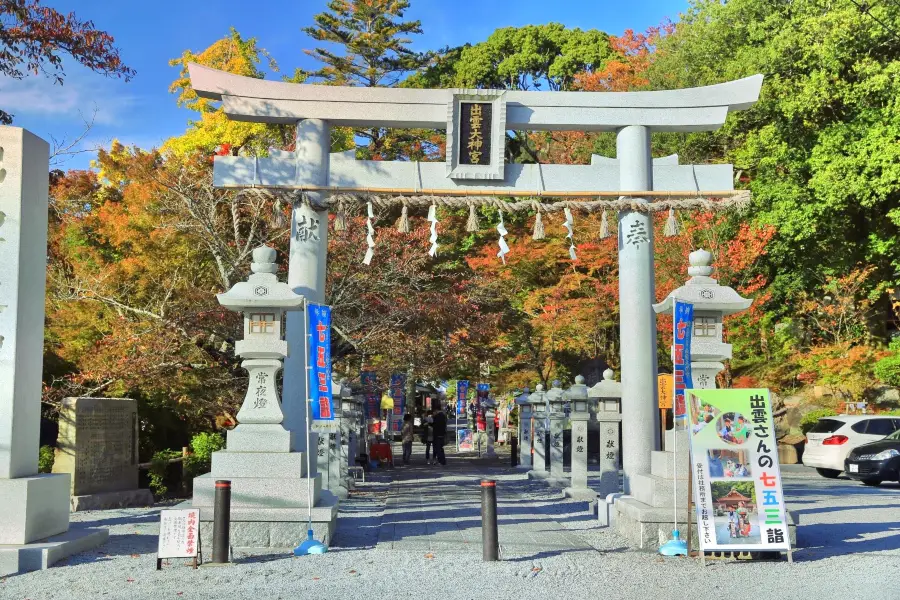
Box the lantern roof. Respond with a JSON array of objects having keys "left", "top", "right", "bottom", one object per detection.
[
  {"left": 217, "top": 246, "right": 305, "bottom": 312},
  {"left": 653, "top": 249, "right": 752, "bottom": 315},
  {"left": 588, "top": 369, "right": 622, "bottom": 399}
]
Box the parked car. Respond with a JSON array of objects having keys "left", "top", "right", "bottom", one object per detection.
[
  {"left": 844, "top": 429, "right": 900, "bottom": 486},
  {"left": 803, "top": 415, "right": 900, "bottom": 479}
]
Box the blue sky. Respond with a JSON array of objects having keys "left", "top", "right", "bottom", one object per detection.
[{"left": 0, "top": 0, "right": 689, "bottom": 170}]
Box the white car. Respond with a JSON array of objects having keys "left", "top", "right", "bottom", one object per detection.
[{"left": 803, "top": 415, "right": 900, "bottom": 478}]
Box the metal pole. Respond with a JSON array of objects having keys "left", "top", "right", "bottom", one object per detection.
[
  {"left": 510, "top": 436, "right": 518, "bottom": 467},
  {"left": 481, "top": 480, "right": 499, "bottom": 561},
  {"left": 686, "top": 458, "right": 694, "bottom": 557},
  {"left": 211, "top": 480, "right": 231, "bottom": 563}
]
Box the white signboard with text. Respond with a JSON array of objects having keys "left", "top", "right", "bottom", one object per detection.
[{"left": 157, "top": 508, "right": 200, "bottom": 567}]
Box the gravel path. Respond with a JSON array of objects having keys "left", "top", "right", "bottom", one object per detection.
[{"left": 2, "top": 445, "right": 898, "bottom": 600}]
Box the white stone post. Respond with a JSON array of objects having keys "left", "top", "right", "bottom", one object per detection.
[
  {"left": 547, "top": 383, "right": 566, "bottom": 480},
  {"left": 0, "top": 128, "right": 107, "bottom": 572},
  {"left": 283, "top": 119, "right": 330, "bottom": 452},
  {"left": 484, "top": 405, "right": 497, "bottom": 457},
  {"left": 616, "top": 125, "right": 659, "bottom": 493}
]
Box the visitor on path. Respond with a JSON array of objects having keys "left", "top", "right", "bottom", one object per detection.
[
  {"left": 423, "top": 413, "right": 435, "bottom": 465},
  {"left": 401, "top": 414, "right": 414, "bottom": 465},
  {"left": 432, "top": 405, "right": 448, "bottom": 465}
]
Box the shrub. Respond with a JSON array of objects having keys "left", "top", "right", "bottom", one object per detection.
[
  {"left": 874, "top": 339, "right": 900, "bottom": 387},
  {"left": 183, "top": 432, "right": 225, "bottom": 479},
  {"left": 148, "top": 449, "right": 181, "bottom": 498},
  {"left": 800, "top": 408, "right": 839, "bottom": 434},
  {"left": 38, "top": 445, "right": 55, "bottom": 473}
]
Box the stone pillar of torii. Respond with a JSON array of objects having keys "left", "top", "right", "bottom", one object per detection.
[{"left": 188, "top": 64, "right": 762, "bottom": 492}]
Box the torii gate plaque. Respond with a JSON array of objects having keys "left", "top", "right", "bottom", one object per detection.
[{"left": 188, "top": 64, "right": 762, "bottom": 492}]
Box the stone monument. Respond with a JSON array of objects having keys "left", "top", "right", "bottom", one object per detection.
[
  {"left": 515, "top": 388, "right": 532, "bottom": 468},
  {"left": 188, "top": 246, "right": 338, "bottom": 554},
  {"left": 526, "top": 385, "right": 549, "bottom": 479},
  {"left": 563, "top": 376, "right": 594, "bottom": 500},
  {"left": 52, "top": 397, "right": 153, "bottom": 511},
  {"left": 0, "top": 127, "right": 107, "bottom": 576},
  {"left": 546, "top": 382, "right": 567, "bottom": 482},
  {"left": 589, "top": 370, "right": 623, "bottom": 494}
]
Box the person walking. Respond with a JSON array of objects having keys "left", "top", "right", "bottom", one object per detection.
[
  {"left": 401, "top": 414, "right": 414, "bottom": 465},
  {"left": 423, "top": 412, "right": 435, "bottom": 465},
  {"left": 432, "top": 405, "right": 448, "bottom": 466}
]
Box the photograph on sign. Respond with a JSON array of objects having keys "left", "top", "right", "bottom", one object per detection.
[
  {"left": 687, "top": 388, "right": 791, "bottom": 554},
  {"left": 458, "top": 428, "right": 474, "bottom": 452},
  {"left": 157, "top": 508, "right": 200, "bottom": 560}
]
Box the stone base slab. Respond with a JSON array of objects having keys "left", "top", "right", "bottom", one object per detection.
[
  {"left": 614, "top": 496, "right": 798, "bottom": 551},
  {"left": 0, "top": 527, "right": 108, "bottom": 577},
  {"left": 185, "top": 491, "right": 339, "bottom": 557},
  {"left": 192, "top": 473, "right": 322, "bottom": 508},
  {"left": 631, "top": 472, "right": 688, "bottom": 508},
  {"left": 563, "top": 487, "right": 598, "bottom": 502},
  {"left": 71, "top": 489, "right": 154, "bottom": 512},
  {"left": 526, "top": 470, "right": 550, "bottom": 480},
  {"left": 0, "top": 474, "right": 71, "bottom": 544}
]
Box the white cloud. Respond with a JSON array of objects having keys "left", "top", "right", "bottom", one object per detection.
[{"left": 0, "top": 70, "right": 139, "bottom": 126}]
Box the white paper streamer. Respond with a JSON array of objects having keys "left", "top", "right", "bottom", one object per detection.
[
  {"left": 363, "top": 200, "right": 375, "bottom": 265},
  {"left": 563, "top": 207, "right": 577, "bottom": 261},
  {"left": 497, "top": 212, "right": 510, "bottom": 264},
  {"left": 427, "top": 203, "right": 439, "bottom": 257}
]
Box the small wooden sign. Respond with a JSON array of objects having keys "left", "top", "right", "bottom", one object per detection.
[
  {"left": 658, "top": 374, "right": 673, "bottom": 410},
  {"left": 157, "top": 508, "right": 200, "bottom": 569}
]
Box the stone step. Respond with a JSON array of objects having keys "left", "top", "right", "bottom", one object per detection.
[
  {"left": 631, "top": 472, "right": 688, "bottom": 509},
  {"left": 192, "top": 473, "right": 322, "bottom": 508},
  {"left": 211, "top": 450, "right": 309, "bottom": 478},
  {"left": 650, "top": 448, "right": 690, "bottom": 479}
]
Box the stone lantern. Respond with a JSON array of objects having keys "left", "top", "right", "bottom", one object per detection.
[
  {"left": 339, "top": 380, "right": 356, "bottom": 491},
  {"left": 546, "top": 381, "right": 567, "bottom": 480},
  {"left": 526, "top": 385, "right": 549, "bottom": 478},
  {"left": 653, "top": 249, "right": 752, "bottom": 395},
  {"left": 190, "top": 246, "right": 338, "bottom": 553},
  {"left": 563, "top": 376, "right": 593, "bottom": 499},
  {"left": 514, "top": 388, "right": 532, "bottom": 468},
  {"left": 588, "top": 369, "right": 623, "bottom": 498},
  {"left": 215, "top": 245, "right": 304, "bottom": 435},
  {"left": 482, "top": 395, "right": 497, "bottom": 457}
]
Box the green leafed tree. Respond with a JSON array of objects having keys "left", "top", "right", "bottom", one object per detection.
[{"left": 647, "top": 0, "right": 900, "bottom": 336}]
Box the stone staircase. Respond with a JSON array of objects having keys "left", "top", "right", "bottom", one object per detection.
[
  {"left": 612, "top": 428, "right": 798, "bottom": 551},
  {"left": 614, "top": 429, "right": 691, "bottom": 549}
]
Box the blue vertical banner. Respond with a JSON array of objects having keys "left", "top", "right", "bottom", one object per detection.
[
  {"left": 390, "top": 373, "right": 406, "bottom": 433},
  {"left": 456, "top": 380, "right": 470, "bottom": 416},
  {"left": 476, "top": 383, "right": 490, "bottom": 411},
  {"left": 307, "top": 303, "right": 334, "bottom": 420},
  {"left": 361, "top": 371, "right": 378, "bottom": 421},
  {"left": 673, "top": 300, "right": 694, "bottom": 424}
]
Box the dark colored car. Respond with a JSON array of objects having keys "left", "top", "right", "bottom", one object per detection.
[{"left": 844, "top": 428, "right": 900, "bottom": 486}]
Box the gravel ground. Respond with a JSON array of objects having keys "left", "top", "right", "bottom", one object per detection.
[{"left": 2, "top": 448, "right": 899, "bottom": 600}]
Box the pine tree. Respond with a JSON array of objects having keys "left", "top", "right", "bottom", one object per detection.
[{"left": 298, "top": 0, "right": 434, "bottom": 160}]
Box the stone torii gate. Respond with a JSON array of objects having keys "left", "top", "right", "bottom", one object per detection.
[{"left": 188, "top": 64, "right": 762, "bottom": 492}]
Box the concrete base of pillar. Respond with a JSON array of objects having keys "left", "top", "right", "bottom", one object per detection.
[
  {"left": 189, "top": 492, "right": 339, "bottom": 558},
  {"left": 563, "top": 487, "right": 597, "bottom": 502},
  {"left": 71, "top": 489, "right": 154, "bottom": 512},
  {"left": 0, "top": 527, "right": 109, "bottom": 577},
  {"left": 526, "top": 470, "right": 550, "bottom": 480},
  {"left": 0, "top": 474, "right": 71, "bottom": 544}
]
